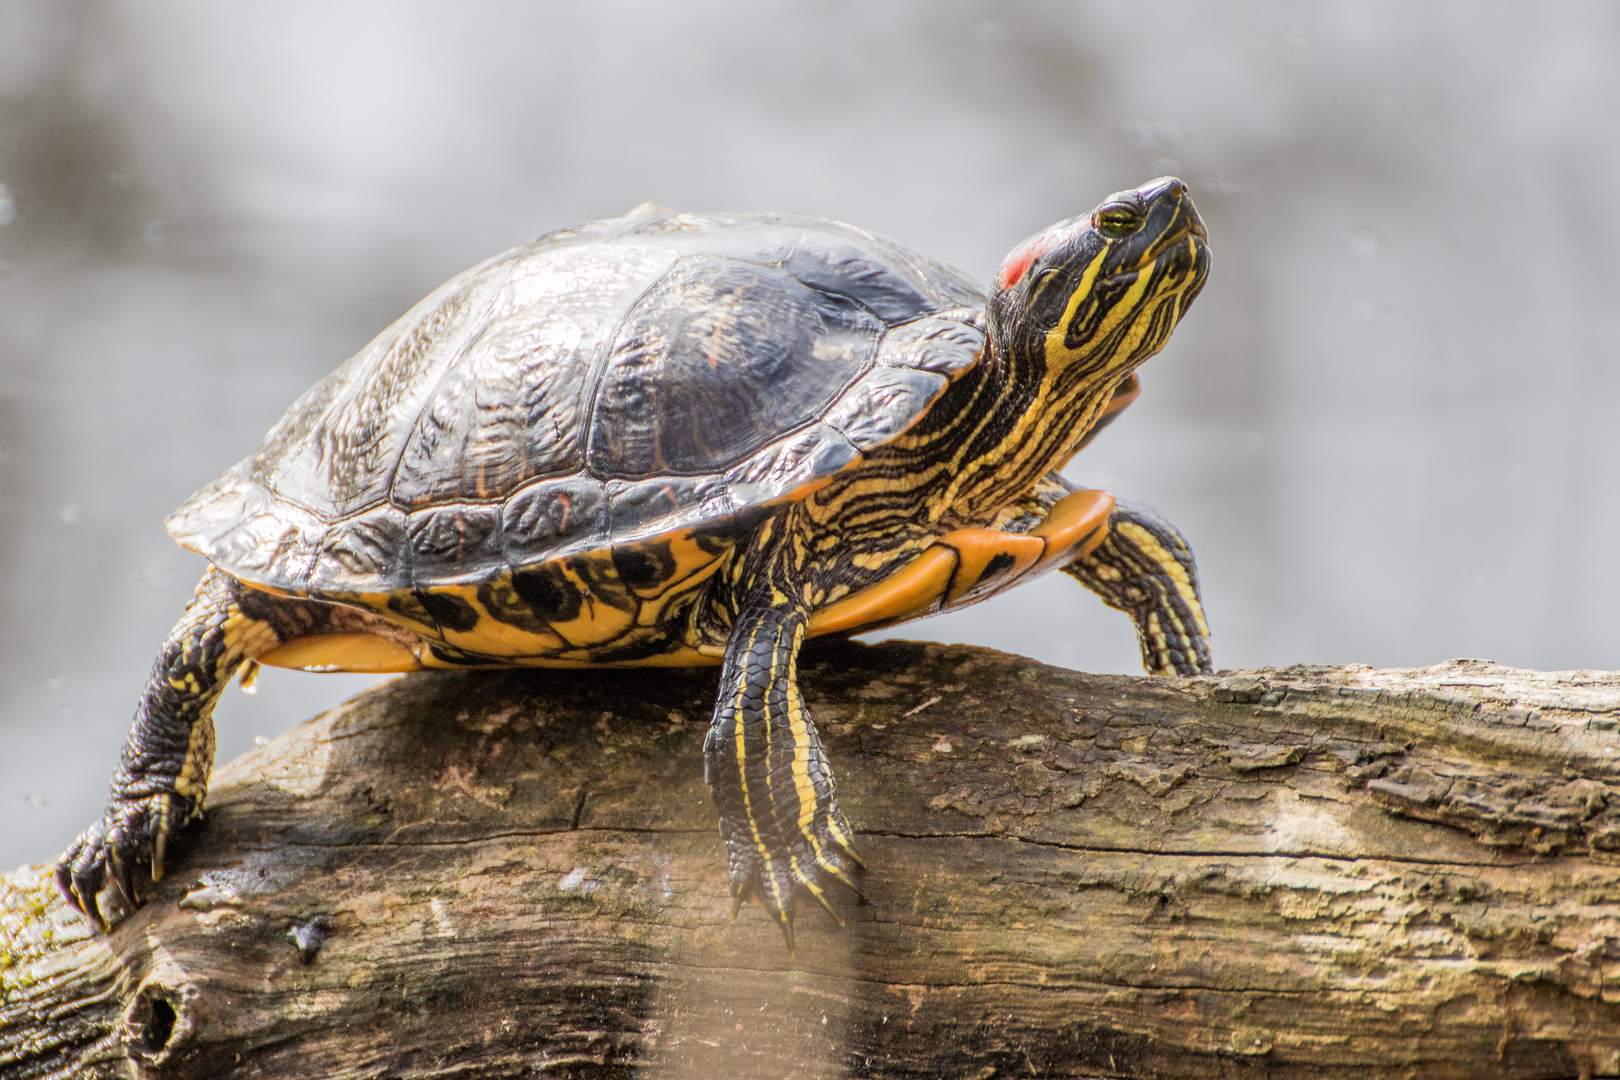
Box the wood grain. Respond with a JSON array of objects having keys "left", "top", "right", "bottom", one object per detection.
[{"left": 5, "top": 641, "right": 1620, "bottom": 1078}]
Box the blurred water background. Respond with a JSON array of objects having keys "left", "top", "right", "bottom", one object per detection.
[{"left": 2, "top": 1, "right": 1617, "bottom": 871}]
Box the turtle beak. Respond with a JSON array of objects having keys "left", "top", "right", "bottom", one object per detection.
[{"left": 1133, "top": 176, "right": 1207, "bottom": 250}]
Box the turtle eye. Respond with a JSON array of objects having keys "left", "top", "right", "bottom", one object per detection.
[
  {"left": 1032, "top": 266, "right": 1062, "bottom": 290},
  {"left": 1096, "top": 205, "right": 1141, "bottom": 237}
]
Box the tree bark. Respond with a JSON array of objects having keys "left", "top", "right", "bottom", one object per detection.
[{"left": 5, "top": 640, "right": 1620, "bottom": 1079}]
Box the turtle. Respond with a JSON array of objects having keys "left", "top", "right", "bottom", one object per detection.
[{"left": 58, "top": 176, "right": 1213, "bottom": 947}]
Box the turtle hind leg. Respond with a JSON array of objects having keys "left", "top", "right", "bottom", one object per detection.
[
  {"left": 703, "top": 599, "right": 861, "bottom": 952},
  {"left": 57, "top": 566, "right": 284, "bottom": 927},
  {"left": 1065, "top": 500, "right": 1213, "bottom": 676}
]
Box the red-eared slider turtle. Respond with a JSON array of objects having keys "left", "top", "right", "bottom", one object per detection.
[{"left": 59, "top": 178, "right": 1212, "bottom": 947}]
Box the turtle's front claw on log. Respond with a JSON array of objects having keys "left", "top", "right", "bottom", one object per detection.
[{"left": 55, "top": 792, "right": 190, "bottom": 929}]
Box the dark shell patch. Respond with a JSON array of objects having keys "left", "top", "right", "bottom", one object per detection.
[
  {"left": 587, "top": 256, "right": 879, "bottom": 480},
  {"left": 781, "top": 233, "right": 936, "bottom": 323},
  {"left": 511, "top": 564, "right": 584, "bottom": 625},
  {"left": 612, "top": 542, "right": 677, "bottom": 593},
  {"left": 413, "top": 591, "right": 480, "bottom": 633},
  {"left": 407, "top": 505, "right": 502, "bottom": 585}
]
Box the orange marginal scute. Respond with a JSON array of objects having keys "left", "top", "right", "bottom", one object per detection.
[
  {"left": 934, "top": 529, "right": 1046, "bottom": 605},
  {"left": 807, "top": 546, "right": 957, "bottom": 638},
  {"left": 1027, "top": 490, "right": 1115, "bottom": 574}
]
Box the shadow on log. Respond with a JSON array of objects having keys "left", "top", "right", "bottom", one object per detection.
[{"left": 5, "top": 640, "right": 1620, "bottom": 1078}]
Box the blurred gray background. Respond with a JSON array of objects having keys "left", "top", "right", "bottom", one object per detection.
[{"left": 3, "top": 1, "right": 1617, "bottom": 871}]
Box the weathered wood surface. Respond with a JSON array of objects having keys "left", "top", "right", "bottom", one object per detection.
[{"left": 5, "top": 640, "right": 1620, "bottom": 1079}]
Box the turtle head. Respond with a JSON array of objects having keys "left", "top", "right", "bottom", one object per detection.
[{"left": 990, "top": 177, "right": 1209, "bottom": 385}]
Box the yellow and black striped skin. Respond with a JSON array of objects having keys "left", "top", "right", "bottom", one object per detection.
[
  {"left": 987, "top": 472, "right": 1211, "bottom": 676},
  {"left": 1064, "top": 500, "right": 1211, "bottom": 676},
  {"left": 57, "top": 568, "right": 273, "bottom": 925},
  {"left": 58, "top": 178, "right": 1213, "bottom": 943}
]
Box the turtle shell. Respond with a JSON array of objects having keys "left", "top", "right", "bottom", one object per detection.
[{"left": 167, "top": 205, "right": 989, "bottom": 596}]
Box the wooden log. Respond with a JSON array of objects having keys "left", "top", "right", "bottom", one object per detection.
[{"left": 4, "top": 640, "right": 1620, "bottom": 1079}]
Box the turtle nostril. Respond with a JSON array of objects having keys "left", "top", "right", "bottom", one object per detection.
[{"left": 1141, "top": 176, "right": 1187, "bottom": 203}]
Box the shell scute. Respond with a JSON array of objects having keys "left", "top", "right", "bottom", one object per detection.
[
  {"left": 310, "top": 506, "right": 409, "bottom": 591},
  {"left": 260, "top": 256, "right": 513, "bottom": 519},
  {"left": 587, "top": 256, "right": 880, "bottom": 479},
  {"left": 780, "top": 232, "right": 936, "bottom": 323},
  {"left": 500, "top": 477, "right": 610, "bottom": 565},
  {"left": 164, "top": 470, "right": 252, "bottom": 555},
  {"left": 207, "top": 496, "right": 324, "bottom": 586},
  {"left": 824, "top": 367, "right": 949, "bottom": 450},
  {"left": 406, "top": 503, "right": 503, "bottom": 588},
  {"left": 392, "top": 244, "right": 679, "bottom": 506},
  {"left": 722, "top": 422, "right": 862, "bottom": 508},
  {"left": 875, "top": 311, "right": 987, "bottom": 379},
  {"left": 606, "top": 475, "right": 733, "bottom": 543}
]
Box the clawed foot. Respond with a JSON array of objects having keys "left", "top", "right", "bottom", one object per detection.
[
  {"left": 56, "top": 792, "right": 194, "bottom": 929},
  {"left": 722, "top": 809, "right": 866, "bottom": 953}
]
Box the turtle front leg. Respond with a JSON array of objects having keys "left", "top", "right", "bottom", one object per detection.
[
  {"left": 57, "top": 566, "right": 280, "bottom": 927},
  {"left": 703, "top": 599, "right": 862, "bottom": 950},
  {"left": 1064, "top": 500, "right": 1213, "bottom": 676}
]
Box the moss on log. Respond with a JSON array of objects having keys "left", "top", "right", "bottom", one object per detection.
[{"left": 5, "top": 640, "right": 1620, "bottom": 1078}]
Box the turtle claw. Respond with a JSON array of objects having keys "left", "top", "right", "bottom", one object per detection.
[
  {"left": 806, "top": 881, "right": 846, "bottom": 928},
  {"left": 55, "top": 857, "right": 106, "bottom": 933},
  {"left": 152, "top": 800, "right": 172, "bottom": 883},
  {"left": 55, "top": 793, "right": 192, "bottom": 929},
  {"left": 721, "top": 813, "right": 864, "bottom": 949},
  {"left": 818, "top": 856, "right": 863, "bottom": 897},
  {"left": 104, "top": 841, "right": 135, "bottom": 915}
]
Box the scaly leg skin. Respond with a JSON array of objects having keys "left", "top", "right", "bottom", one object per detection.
[
  {"left": 702, "top": 599, "right": 862, "bottom": 952},
  {"left": 57, "top": 566, "right": 279, "bottom": 927},
  {"left": 1065, "top": 500, "right": 1213, "bottom": 676}
]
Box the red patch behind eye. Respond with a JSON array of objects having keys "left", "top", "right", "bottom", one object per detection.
[{"left": 996, "top": 229, "right": 1063, "bottom": 291}]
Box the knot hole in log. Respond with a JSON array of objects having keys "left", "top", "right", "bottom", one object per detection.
[{"left": 123, "top": 984, "right": 185, "bottom": 1066}]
